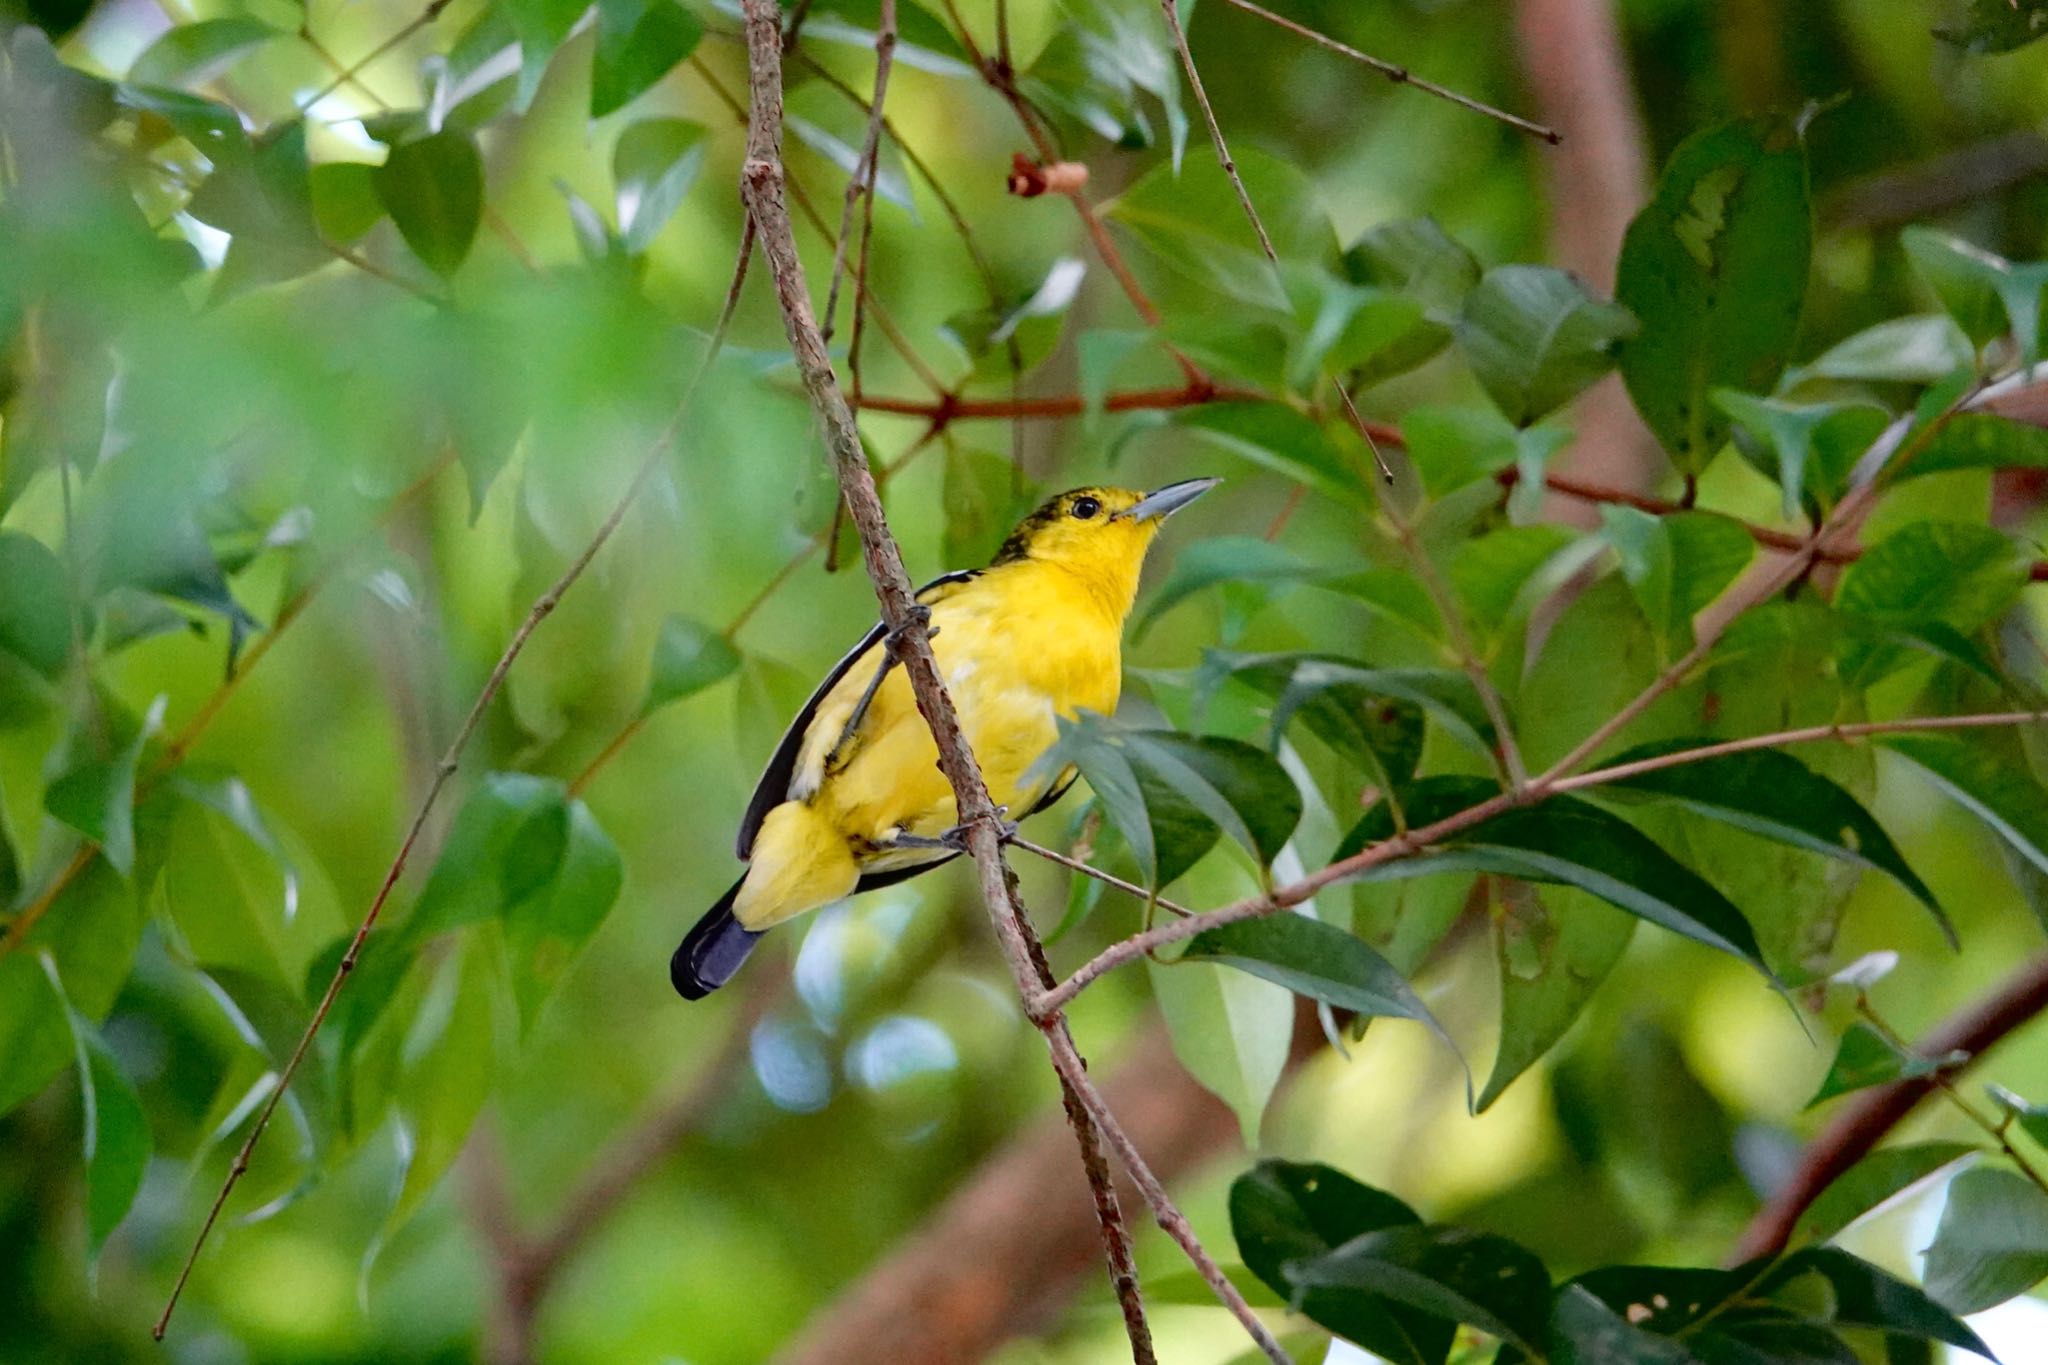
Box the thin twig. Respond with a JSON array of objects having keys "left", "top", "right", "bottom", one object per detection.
[
  {"left": 1034, "top": 704, "right": 2048, "bottom": 1016},
  {"left": 736, "top": 8, "right": 1268, "bottom": 1355},
  {"left": 151, "top": 222, "right": 759, "bottom": 1342},
  {"left": 295, "top": 0, "right": 455, "bottom": 113},
  {"left": 1010, "top": 835, "right": 1195, "bottom": 919},
  {"left": 1855, "top": 997, "right": 2048, "bottom": 1197},
  {"left": 857, "top": 381, "right": 1359, "bottom": 426},
  {"left": 1731, "top": 954, "right": 2048, "bottom": 1262},
  {"left": 1216, "top": 0, "right": 1558, "bottom": 143},
  {"left": 820, "top": 0, "right": 897, "bottom": 346}
]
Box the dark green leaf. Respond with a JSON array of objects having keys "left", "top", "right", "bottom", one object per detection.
[
  {"left": 1806, "top": 1023, "right": 1966, "bottom": 1107},
  {"left": 645, "top": 615, "right": 741, "bottom": 712},
  {"left": 404, "top": 773, "right": 562, "bottom": 941},
  {"left": 1340, "top": 777, "right": 1769, "bottom": 974},
  {"left": 1180, "top": 914, "right": 1457, "bottom": 1061},
  {"left": 592, "top": 0, "right": 703, "bottom": 118},
  {"left": 1616, "top": 117, "right": 1812, "bottom": 472},
  {"left": 1769, "top": 1245, "right": 1992, "bottom": 1354},
  {"left": 1880, "top": 732, "right": 2048, "bottom": 879},
  {"left": 373, "top": 130, "right": 485, "bottom": 277},
  {"left": 1595, "top": 740, "right": 1948, "bottom": 943},
  {"left": 0, "top": 532, "right": 72, "bottom": 677},
  {"left": 504, "top": 800, "right": 623, "bottom": 1027},
  {"left": 1229, "top": 1161, "right": 1451, "bottom": 1365},
  {"left": 1448, "top": 524, "right": 1577, "bottom": 633},
  {"left": 1549, "top": 1284, "right": 1702, "bottom": 1364},
  {"left": 1795, "top": 1141, "right": 1978, "bottom": 1246},
  {"left": 127, "top": 17, "right": 279, "bottom": 88},
  {"left": 1715, "top": 393, "right": 1889, "bottom": 518},
  {"left": 614, "top": 117, "right": 708, "bottom": 253},
  {"left": 1482, "top": 884, "right": 1635, "bottom": 1111},
  {"left": 1285, "top": 1224, "right": 1551, "bottom": 1351},
  {"left": 1455, "top": 265, "right": 1635, "bottom": 427},
  {"left": 1342, "top": 217, "right": 1479, "bottom": 384}
]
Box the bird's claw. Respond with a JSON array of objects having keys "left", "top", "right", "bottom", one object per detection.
[{"left": 883, "top": 603, "right": 937, "bottom": 657}]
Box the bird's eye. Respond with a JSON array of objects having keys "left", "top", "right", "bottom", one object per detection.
[{"left": 1072, "top": 496, "right": 1101, "bottom": 520}]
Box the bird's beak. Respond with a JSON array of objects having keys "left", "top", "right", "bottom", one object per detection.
[{"left": 1117, "top": 477, "right": 1221, "bottom": 522}]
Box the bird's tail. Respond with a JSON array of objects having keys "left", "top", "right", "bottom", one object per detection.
[{"left": 671, "top": 877, "right": 761, "bottom": 1000}]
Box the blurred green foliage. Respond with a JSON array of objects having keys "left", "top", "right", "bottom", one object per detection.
[{"left": 5, "top": 0, "right": 2048, "bottom": 1360}]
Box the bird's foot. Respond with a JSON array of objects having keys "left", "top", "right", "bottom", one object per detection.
[
  {"left": 886, "top": 808, "right": 1016, "bottom": 854},
  {"left": 883, "top": 603, "right": 938, "bottom": 658}
]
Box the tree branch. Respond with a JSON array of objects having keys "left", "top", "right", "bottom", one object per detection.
[
  {"left": 151, "top": 222, "right": 760, "bottom": 1342},
  {"left": 1730, "top": 953, "right": 2048, "bottom": 1262},
  {"left": 736, "top": 6, "right": 1279, "bottom": 1356}
]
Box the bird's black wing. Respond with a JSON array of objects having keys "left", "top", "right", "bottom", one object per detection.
[{"left": 735, "top": 569, "right": 981, "bottom": 860}]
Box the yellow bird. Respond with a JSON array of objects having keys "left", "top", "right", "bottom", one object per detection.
[{"left": 672, "top": 478, "right": 1219, "bottom": 998}]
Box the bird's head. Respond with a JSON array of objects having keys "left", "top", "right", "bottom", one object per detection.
[{"left": 989, "top": 478, "right": 1219, "bottom": 614}]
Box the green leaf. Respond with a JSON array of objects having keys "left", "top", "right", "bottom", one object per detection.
[
  {"left": 1448, "top": 524, "right": 1577, "bottom": 633},
  {"left": 1341, "top": 217, "right": 1480, "bottom": 382},
  {"left": 1923, "top": 1165, "right": 2048, "bottom": 1313},
  {"left": 1791, "top": 315, "right": 1975, "bottom": 386},
  {"left": 1548, "top": 1284, "right": 1700, "bottom": 1364},
  {"left": 389, "top": 937, "right": 498, "bottom": 1228},
  {"left": 1795, "top": 1141, "right": 1978, "bottom": 1246},
  {"left": 1899, "top": 412, "right": 2048, "bottom": 480},
  {"left": 504, "top": 800, "right": 623, "bottom": 1027},
  {"left": 941, "top": 447, "right": 1033, "bottom": 568},
  {"left": 1229, "top": 1161, "right": 1453, "bottom": 1365},
  {"left": 1807, "top": 1023, "right": 1966, "bottom": 1107},
  {"left": 1616, "top": 117, "right": 1812, "bottom": 472},
  {"left": 1714, "top": 392, "right": 1889, "bottom": 518},
  {"left": 1837, "top": 522, "right": 2027, "bottom": 686},
  {"left": 1136, "top": 536, "right": 1321, "bottom": 640},
  {"left": 1481, "top": 884, "right": 1635, "bottom": 1111},
  {"left": 405, "top": 774, "right": 574, "bottom": 943},
  {"left": 373, "top": 130, "right": 484, "bottom": 277},
  {"left": 1174, "top": 402, "right": 1363, "bottom": 503},
  {"left": 1398, "top": 403, "right": 1525, "bottom": 496},
  {"left": 1770, "top": 1246, "right": 1992, "bottom": 1354},
  {"left": 1594, "top": 740, "right": 1948, "bottom": 943},
  {"left": 1880, "top": 732, "right": 2048, "bottom": 879},
  {"left": 1903, "top": 229, "right": 2048, "bottom": 362},
  {"left": 1937, "top": 0, "right": 2048, "bottom": 53},
  {"left": 1226, "top": 654, "right": 1494, "bottom": 768},
  {"left": 1149, "top": 954, "right": 1290, "bottom": 1145},
  {"left": 43, "top": 958, "right": 150, "bottom": 1267},
  {"left": 0, "top": 532, "right": 73, "bottom": 677},
  {"left": 592, "top": 0, "right": 702, "bottom": 116},
  {"left": 1051, "top": 715, "right": 1302, "bottom": 889},
  {"left": 309, "top": 161, "right": 385, "bottom": 243},
  {"left": 1108, "top": 147, "right": 1334, "bottom": 310},
  {"left": 1180, "top": 914, "right": 1458, "bottom": 1064},
  {"left": 1340, "top": 777, "right": 1769, "bottom": 974},
  {"left": 45, "top": 700, "right": 158, "bottom": 876},
  {"left": 1285, "top": 1224, "right": 1552, "bottom": 1352},
  {"left": 1599, "top": 507, "right": 1755, "bottom": 651},
  {"left": 613, "top": 118, "right": 707, "bottom": 253},
  {"left": 1455, "top": 265, "right": 1636, "bottom": 427},
  {"left": 127, "top": 17, "right": 279, "bottom": 88},
  {"left": 645, "top": 615, "right": 741, "bottom": 712}
]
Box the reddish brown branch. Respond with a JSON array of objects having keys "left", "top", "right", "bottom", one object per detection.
[{"left": 1731, "top": 954, "right": 2048, "bottom": 1262}]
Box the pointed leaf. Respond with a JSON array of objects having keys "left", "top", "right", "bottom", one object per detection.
[
  {"left": 645, "top": 614, "right": 741, "bottom": 712},
  {"left": 1595, "top": 740, "right": 1948, "bottom": 943},
  {"left": 1899, "top": 412, "right": 2048, "bottom": 480},
  {"left": 1792, "top": 314, "right": 1975, "bottom": 386},
  {"left": 1481, "top": 884, "right": 1635, "bottom": 1110},
  {"left": 1923, "top": 1165, "right": 2048, "bottom": 1313},
  {"left": 1285, "top": 1224, "right": 1552, "bottom": 1352},
  {"left": 591, "top": 0, "right": 702, "bottom": 117},
  {"left": 1340, "top": 777, "right": 1768, "bottom": 974},
  {"left": 1229, "top": 1161, "right": 1452, "bottom": 1365},
  {"left": 45, "top": 959, "right": 150, "bottom": 1266},
  {"left": 1880, "top": 733, "right": 2048, "bottom": 879},
  {"left": 373, "top": 130, "right": 484, "bottom": 277},
  {"left": 615, "top": 117, "right": 708, "bottom": 253},
  {"left": 1136, "top": 537, "right": 1320, "bottom": 639},
  {"left": 128, "top": 17, "right": 279, "bottom": 88},
  {"left": 1149, "top": 954, "right": 1290, "bottom": 1145},
  {"left": 0, "top": 532, "right": 72, "bottom": 677},
  {"left": 1455, "top": 265, "right": 1635, "bottom": 427},
  {"left": 1769, "top": 1245, "right": 1993, "bottom": 1354},
  {"left": 1795, "top": 1141, "right": 1978, "bottom": 1246},
  {"left": 1901, "top": 229, "right": 2048, "bottom": 361},
  {"left": 1616, "top": 117, "right": 1812, "bottom": 471},
  {"left": 1807, "top": 1023, "right": 1966, "bottom": 1108}
]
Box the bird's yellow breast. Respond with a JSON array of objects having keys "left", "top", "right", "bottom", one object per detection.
[{"left": 799, "top": 559, "right": 1124, "bottom": 854}]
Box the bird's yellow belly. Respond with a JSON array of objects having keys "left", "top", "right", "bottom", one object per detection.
[{"left": 820, "top": 591, "right": 1119, "bottom": 855}]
